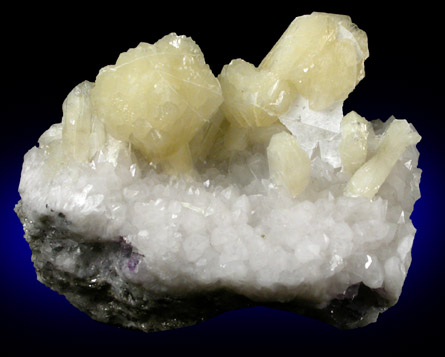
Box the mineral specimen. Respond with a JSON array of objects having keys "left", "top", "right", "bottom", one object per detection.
[
  {"left": 339, "top": 111, "right": 370, "bottom": 175},
  {"left": 219, "top": 59, "right": 295, "bottom": 128},
  {"left": 16, "top": 12, "right": 422, "bottom": 332},
  {"left": 345, "top": 119, "right": 421, "bottom": 199},
  {"left": 259, "top": 12, "right": 368, "bottom": 110},
  {"left": 267, "top": 132, "right": 311, "bottom": 197},
  {"left": 91, "top": 33, "right": 223, "bottom": 171}
]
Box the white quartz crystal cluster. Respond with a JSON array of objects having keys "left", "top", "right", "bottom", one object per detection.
[
  {"left": 17, "top": 12, "right": 422, "bottom": 330},
  {"left": 20, "top": 115, "right": 421, "bottom": 307}
]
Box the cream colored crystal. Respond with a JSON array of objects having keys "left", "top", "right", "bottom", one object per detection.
[
  {"left": 339, "top": 111, "right": 371, "bottom": 175},
  {"left": 224, "top": 124, "right": 249, "bottom": 152},
  {"left": 260, "top": 12, "right": 368, "bottom": 111},
  {"left": 161, "top": 144, "right": 194, "bottom": 176},
  {"left": 345, "top": 119, "right": 421, "bottom": 199},
  {"left": 38, "top": 123, "right": 64, "bottom": 172},
  {"left": 267, "top": 132, "right": 311, "bottom": 197},
  {"left": 248, "top": 122, "right": 289, "bottom": 146},
  {"left": 219, "top": 59, "right": 295, "bottom": 128},
  {"left": 189, "top": 110, "right": 226, "bottom": 163},
  {"left": 91, "top": 33, "right": 223, "bottom": 161},
  {"left": 62, "top": 81, "right": 106, "bottom": 162}
]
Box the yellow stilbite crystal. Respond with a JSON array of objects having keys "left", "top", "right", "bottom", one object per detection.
[
  {"left": 46, "top": 12, "right": 417, "bottom": 202},
  {"left": 260, "top": 12, "right": 368, "bottom": 111},
  {"left": 345, "top": 119, "right": 421, "bottom": 199},
  {"left": 91, "top": 33, "right": 223, "bottom": 161},
  {"left": 62, "top": 81, "right": 106, "bottom": 162},
  {"left": 189, "top": 110, "right": 226, "bottom": 163},
  {"left": 267, "top": 132, "right": 311, "bottom": 197},
  {"left": 248, "top": 122, "right": 289, "bottom": 146},
  {"left": 224, "top": 124, "right": 249, "bottom": 152},
  {"left": 219, "top": 59, "right": 295, "bottom": 128},
  {"left": 161, "top": 144, "right": 194, "bottom": 176},
  {"left": 38, "top": 123, "right": 64, "bottom": 172},
  {"left": 339, "top": 111, "right": 371, "bottom": 175}
]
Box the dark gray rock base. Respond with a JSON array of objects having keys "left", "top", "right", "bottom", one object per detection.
[{"left": 16, "top": 202, "right": 392, "bottom": 332}]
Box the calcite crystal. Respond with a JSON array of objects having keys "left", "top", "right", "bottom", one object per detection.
[{"left": 16, "top": 12, "right": 422, "bottom": 332}]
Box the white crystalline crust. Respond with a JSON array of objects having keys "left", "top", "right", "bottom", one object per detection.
[{"left": 19, "top": 117, "right": 421, "bottom": 308}]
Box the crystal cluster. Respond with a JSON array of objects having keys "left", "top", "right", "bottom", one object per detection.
[
  {"left": 259, "top": 12, "right": 368, "bottom": 111},
  {"left": 16, "top": 12, "right": 422, "bottom": 332}
]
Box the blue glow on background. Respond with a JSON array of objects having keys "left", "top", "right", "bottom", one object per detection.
[{"left": 2, "top": 5, "right": 444, "bottom": 354}]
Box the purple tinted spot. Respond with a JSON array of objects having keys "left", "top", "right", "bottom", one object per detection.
[{"left": 128, "top": 254, "right": 140, "bottom": 272}]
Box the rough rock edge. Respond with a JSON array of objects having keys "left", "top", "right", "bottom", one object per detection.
[{"left": 15, "top": 201, "right": 392, "bottom": 332}]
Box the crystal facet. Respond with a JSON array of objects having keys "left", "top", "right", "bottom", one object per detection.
[
  {"left": 345, "top": 119, "right": 421, "bottom": 199},
  {"left": 339, "top": 111, "right": 371, "bottom": 175},
  {"left": 260, "top": 12, "right": 368, "bottom": 110},
  {"left": 219, "top": 59, "right": 295, "bottom": 128},
  {"left": 267, "top": 132, "right": 311, "bottom": 197},
  {"left": 91, "top": 33, "right": 223, "bottom": 163}
]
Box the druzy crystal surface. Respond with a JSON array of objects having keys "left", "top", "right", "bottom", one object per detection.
[{"left": 16, "top": 12, "right": 422, "bottom": 332}]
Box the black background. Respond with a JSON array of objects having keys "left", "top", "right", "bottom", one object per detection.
[{"left": 1, "top": 1, "right": 444, "bottom": 355}]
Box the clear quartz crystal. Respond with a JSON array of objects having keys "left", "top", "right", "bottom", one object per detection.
[
  {"left": 279, "top": 95, "right": 344, "bottom": 168},
  {"left": 345, "top": 119, "right": 421, "bottom": 199}
]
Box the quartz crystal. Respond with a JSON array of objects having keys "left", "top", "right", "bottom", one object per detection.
[{"left": 15, "top": 12, "right": 422, "bottom": 333}]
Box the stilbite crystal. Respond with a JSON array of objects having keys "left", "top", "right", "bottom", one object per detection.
[
  {"left": 339, "top": 111, "right": 371, "bottom": 175},
  {"left": 345, "top": 119, "right": 421, "bottom": 199},
  {"left": 219, "top": 59, "right": 295, "bottom": 128},
  {"left": 267, "top": 132, "right": 311, "bottom": 197},
  {"left": 248, "top": 122, "right": 289, "bottom": 146},
  {"left": 224, "top": 124, "right": 249, "bottom": 152},
  {"left": 189, "top": 110, "right": 226, "bottom": 163},
  {"left": 61, "top": 81, "right": 107, "bottom": 163},
  {"left": 91, "top": 33, "right": 223, "bottom": 164},
  {"left": 260, "top": 12, "right": 368, "bottom": 110}
]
